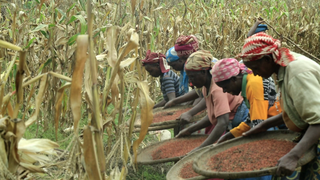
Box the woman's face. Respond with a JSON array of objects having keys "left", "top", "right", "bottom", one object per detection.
[
  {"left": 145, "top": 64, "right": 162, "bottom": 77},
  {"left": 216, "top": 77, "right": 242, "bottom": 95},
  {"left": 168, "top": 57, "right": 187, "bottom": 71},
  {"left": 186, "top": 70, "right": 207, "bottom": 88},
  {"left": 244, "top": 55, "right": 277, "bottom": 78}
]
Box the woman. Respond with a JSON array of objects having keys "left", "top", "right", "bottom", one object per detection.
[
  {"left": 176, "top": 50, "right": 247, "bottom": 152},
  {"left": 166, "top": 35, "right": 199, "bottom": 95},
  {"left": 211, "top": 58, "right": 281, "bottom": 144},
  {"left": 237, "top": 32, "right": 320, "bottom": 179},
  {"left": 142, "top": 50, "right": 183, "bottom": 108}
]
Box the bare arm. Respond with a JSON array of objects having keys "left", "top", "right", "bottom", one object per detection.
[
  {"left": 243, "top": 113, "right": 284, "bottom": 136},
  {"left": 276, "top": 124, "right": 320, "bottom": 176},
  {"left": 187, "top": 98, "right": 206, "bottom": 116},
  {"left": 163, "top": 90, "right": 199, "bottom": 109},
  {"left": 176, "top": 115, "right": 211, "bottom": 138},
  {"left": 153, "top": 99, "right": 166, "bottom": 109},
  {"left": 247, "top": 17, "right": 265, "bottom": 37},
  {"left": 167, "top": 92, "right": 176, "bottom": 101},
  {"left": 198, "top": 113, "right": 229, "bottom": 148}
]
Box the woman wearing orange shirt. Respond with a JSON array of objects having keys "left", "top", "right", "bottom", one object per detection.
[{"left": 211, "top": 58, "right": 281, "bottom": 142}]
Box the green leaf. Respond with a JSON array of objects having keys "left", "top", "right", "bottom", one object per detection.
[
  {"left": 67, "top": 3, "right": 76, "bottom": 13},
  {"left": 31, "top": 24, "right": 48, "bottom": 33},
  {"left": 68, "top": 15, "right": 87, "bottom": 34},
  {"left": 24, "top": 37, "right": 36, "bottom": 49},
  {"left": 68, "top": 34, "right": 80, "bottom": 46},
  {"left": 40, "top": 30, "right": 49, "bottom": 39},
  {"left": 38, "top": 58, "right": 52, "bottom": 73}
]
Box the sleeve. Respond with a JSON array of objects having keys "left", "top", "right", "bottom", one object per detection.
[
  {"left": 230, "top": 122, "right": 251, "bottom": 137},
  {"left": 212, "top": 87, "right": 231, "bottom": 118},
  {"left": 287, "top": 71, "right": 320, "bottom": 125},
  {"left": 162, "top": 75, "right": 176, "bottom": 95},
  {"left": 246, "top": 77, "right": 269, "bottom": 121}
]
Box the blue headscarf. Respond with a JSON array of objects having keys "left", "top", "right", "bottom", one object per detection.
[
  {"left": 254, "top": 24, "right": 268, "bottom": 34},
  {"left": 166, "top": 47, "right": 189, "bottom": 95}
]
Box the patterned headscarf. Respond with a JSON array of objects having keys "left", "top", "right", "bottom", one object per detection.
[
  {"left": 174, "top": 35, "right": 199, "bottom": 58},
  {"left": 237, "top": 32, "right": 294, "bottom": 66},
  {"left": 185, "top": 50, "right": 218, "bottom": 71},
  {"left": 142, "top": 50, "right": 170, "bottom": 73},
  {"left": 212, "top": 58, "right": 252, "bottom": 83},
  {"left": 165, "top": 46, "right": 179, "bottom": 62}
]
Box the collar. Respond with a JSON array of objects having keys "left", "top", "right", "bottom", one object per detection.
[{"left": 276, "top": 66, "right": 285, "bottom": 83}]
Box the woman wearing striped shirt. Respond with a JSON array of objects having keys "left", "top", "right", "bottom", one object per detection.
[{"left": 142, "top": 50, "right": 183, "bottom": 109}]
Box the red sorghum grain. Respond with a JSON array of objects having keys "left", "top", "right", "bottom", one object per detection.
[
  {"left": 179, "top": 161, "right": 199, "bottom": 179},
  {"left": 151, "top": 137, "right": 206, "bottom": 160},
  {"left": 207, "top": 139, "right": 296, "bottom": 172},
  {"left": 152, "top": 108, "right": 193, "bottom": 123}
]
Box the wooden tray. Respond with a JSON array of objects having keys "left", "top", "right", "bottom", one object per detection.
[
  {"left": 137, "top": 135, "right": 208, "bottom": 165},
  {"left": 193, "top": 130, "right": 316, "bottom": 179},
  {"left": 166, "top": 146, "right": 211, "bottom": 180}
]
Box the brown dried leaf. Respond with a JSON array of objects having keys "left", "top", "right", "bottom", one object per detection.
[
  {"left": 54, "top": 83, "right": 71, "bottom": 140},
  {"left": 71, "top": 35, "right": 88, "bottom": 134},
  {"left": 83, "top": 126, "right": 102, "bottom": 180},
  {"left": 132, "top": 81, "right": 154, "bottom": 163},
  {"left": 25, "top": 74, "right": 48, "bottom": 127}
]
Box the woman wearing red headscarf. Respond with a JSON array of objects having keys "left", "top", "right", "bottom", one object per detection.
[
  {"left": 142, "top": 50, "right": 184, "bottom": 108},
  {"left": 237, "top": 32, "right": 320, "bottom": 179}
]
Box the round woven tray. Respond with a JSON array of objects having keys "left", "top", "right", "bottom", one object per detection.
[
  {"left": 193, "top": 130, "right": 316, "bottom": 179},
  {"left": 166, "top": 146, "right": 211, "bottom": 180},
  {"left": 134, "top": 105, "right": 207, "bottom": 131},
  {"left": 137, "top": 135, "right": 208, "bottom": 165}
]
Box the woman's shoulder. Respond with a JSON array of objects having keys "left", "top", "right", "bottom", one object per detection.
[{"left": 286, "top": 52, "right": 320, "bottom": 79}]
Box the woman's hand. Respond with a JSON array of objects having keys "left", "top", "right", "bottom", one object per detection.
[
  {"left": 163, "top": 100, "right": 176, "bottom": 109},
  {"left": 216, "top": 132, "right": 235, "bottom": 144},
  {"left": 276, "top": 153, "right": 299, "bottom": 176},
  {"left": 255, "top": 17, "right": 265, "bottom": 24},
  {"left": 179, "top": 112, "right": 193, "bottom": 124},
  {"left": 175, "top": 128, "right": 191, "bottom": 138}
]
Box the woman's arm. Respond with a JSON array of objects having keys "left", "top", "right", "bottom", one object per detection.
[
  {"left": 276, "top": 124, "right": 320, "bottom": 176},
  {"left": 153, "top": 99, "right": 166, "bottom": 109},
  {"left": 163, "top": 90, "right": 199, "bottom": 108},
  {"left": 179, "top": 98, "right": 207, "bottom": 123},
  {"left": 176, "top": 115, "right": 211, "bottom": 138},
  {"left": 247, "top": 17, "right": 265, "bottom": 37},
  {"left": 197, "top": 113, "right": 229, "bottom": 148}
]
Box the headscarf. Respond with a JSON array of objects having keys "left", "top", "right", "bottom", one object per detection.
[
  {"left": 142, "top": 50, "right": 170, "bottom": 73},
  {"left": 237, "top": 32, "right": 294, "bottom": 66},
  {"left": 174, "top": 35, "right": 199, "bottom": 58},
  {"left": 254, "top": 24, "right": 268, "bottom": 34},
  {"left": 185, "top": 50, "right": 218, "bottom": 71},
  {"left": 165, "top": 46, "right": 179, "bottom": 62},
  {"left": 212, "top": 58, "right": 252, "bottom": 83}
]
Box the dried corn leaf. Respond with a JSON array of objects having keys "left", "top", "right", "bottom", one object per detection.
[
  {"left": 83, "top": 126, "right": 102, "bottom": 180},
  {"left": 25, "top": 74, "right": 48, "bottom": 127},
  {"left": 132, "top": 81, "right": 154, "bottom": 163},
  {"left": 54, "top": 83, "right": 71, "bottom": 140},
  {"left": 0, "top": 40, "right": 22, "bottom": 51},
  {"left": 0, "top": 137, "right": 8, "bottom": 167},
  {"left": 71, "top": 35, "right": 88, "bottom": 134}
]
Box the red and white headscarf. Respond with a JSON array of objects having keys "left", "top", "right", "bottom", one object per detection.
[
  {"left": 211, "top": 58, "right": 252, "bottom": 83},
  {"left": 237, "top": 32, "right": 294, "bottom": 66},
  {"left": 174, "top": 35, "right": 199, "bottom": 58},
  {"left": 141, "top": 50, "right": 170, "bottom": 73}
]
